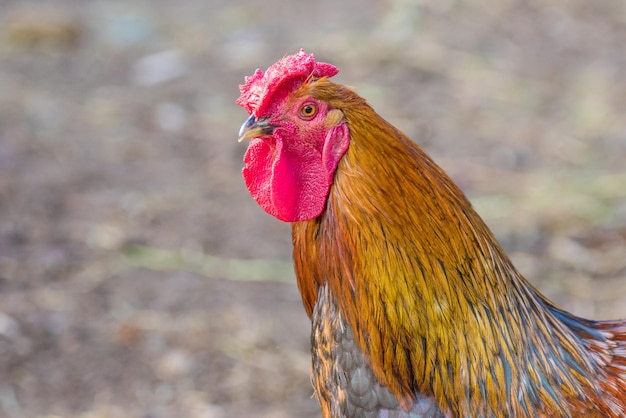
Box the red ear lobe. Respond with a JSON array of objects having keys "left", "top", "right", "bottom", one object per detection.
[{"left": 322, "top": 124, "right": 350, "bottom": 177}]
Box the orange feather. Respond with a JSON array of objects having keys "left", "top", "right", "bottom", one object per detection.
[{"left": 291, "top": 79, "right": 626, "bottom": 417}]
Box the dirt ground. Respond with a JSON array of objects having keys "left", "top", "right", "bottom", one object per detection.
[{"left": 1, "top": 1, "right": 626, "bottom": 417}]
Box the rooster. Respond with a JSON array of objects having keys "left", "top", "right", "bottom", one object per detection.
[{"left": 236, "top": 50, "right": 626, "bottom": 417}]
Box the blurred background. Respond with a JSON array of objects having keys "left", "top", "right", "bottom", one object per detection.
[{"left": 1, "top": 0, "right": 626, "bottom": 417}]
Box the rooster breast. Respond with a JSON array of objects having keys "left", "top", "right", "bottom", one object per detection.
[{"left": 311, "top": 284, "right": 447, "bottom": 418}]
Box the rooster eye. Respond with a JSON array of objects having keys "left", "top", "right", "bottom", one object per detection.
[{"left": 299, "top": 103, "right": 318, "bottom": 120}]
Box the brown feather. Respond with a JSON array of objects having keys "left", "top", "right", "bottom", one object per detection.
[{"left": 292, "top": 79, "right": 626, "bottom": 416}]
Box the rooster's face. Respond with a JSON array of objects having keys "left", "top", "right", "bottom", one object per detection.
[{"left": 237, "top": 51, "right": 350, "bottom": 222}]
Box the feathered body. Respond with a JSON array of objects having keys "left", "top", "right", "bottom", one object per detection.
[{"left": 237, "top": 50, "right": 626, "bottom": 417}]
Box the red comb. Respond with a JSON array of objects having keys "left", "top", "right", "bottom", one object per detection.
[{"left": 236, "top": 49, "right": 338, "bottom": 116}]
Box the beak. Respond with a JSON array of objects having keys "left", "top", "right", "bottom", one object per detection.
[{"left": 238, "top": 115, "right": 277, "bottom": 142}]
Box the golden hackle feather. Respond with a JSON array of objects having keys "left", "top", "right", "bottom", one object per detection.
[{"left": 292, "top": 79, "right": 626, "bottom": 416}]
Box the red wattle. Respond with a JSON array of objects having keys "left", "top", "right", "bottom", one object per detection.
[{"left": 242, "top": 125, "right": 349, "bottom": 222}]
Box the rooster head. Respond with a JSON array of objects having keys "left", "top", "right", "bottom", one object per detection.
[{"left": 236, "top": 50, "right": 350, "bottom": 222}]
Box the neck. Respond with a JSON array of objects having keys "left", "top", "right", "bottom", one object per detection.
[{"left": 292, "top": 91, "right": 622, "bottom": 416}]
